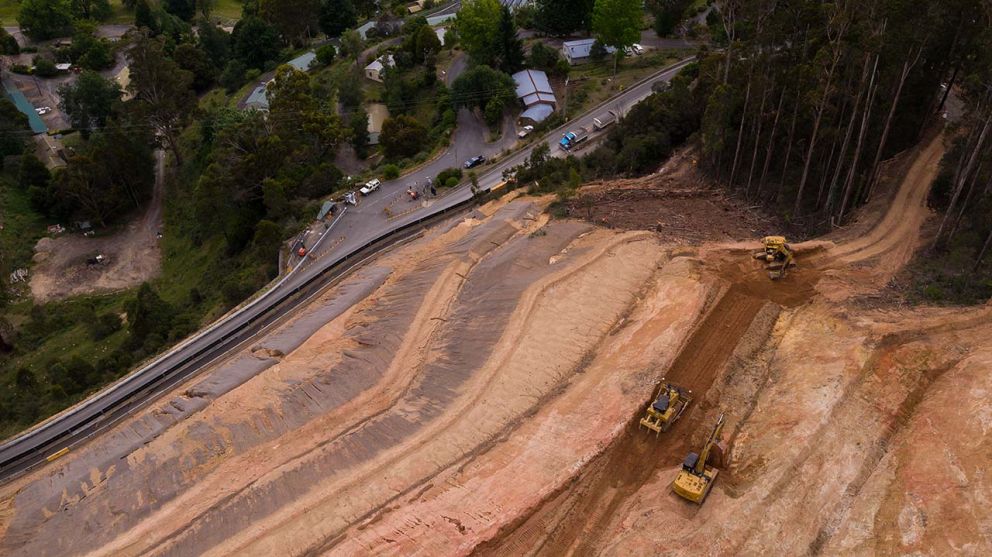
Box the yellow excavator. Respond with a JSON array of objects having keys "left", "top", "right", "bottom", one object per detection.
[
  {"left": 753, "top": 236, "right": 795, "bottom": 280},
  {"left": 673, "top": 413, "right": 725, "bottom": 504},
  {"left": 639, "top": 381, "right": 691, "bottom": 435}
]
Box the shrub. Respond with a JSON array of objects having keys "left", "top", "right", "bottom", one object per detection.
[
  {"left": 436, "top": 167, "right": 462, "bottom": 186},
  {"left": 445, "top": 176, "right": 459, "bottom": 188},
  {"left": 89, "top": 313, "right": 122, "bottom": 341},
  {"left": 923, "top": 284, "right": 944, "bottom": 301},
  {"left": 32, "top": 56, "right": 58, "bottom": 77},
  {"left": 382, "top": 163, "right": 400, "bottom": 179},
  {"left": 380, "top": 115, "right": 428, "bottom": 159},
  {"left": 316, "top": 44, "right": 336, "bottom": 66}
]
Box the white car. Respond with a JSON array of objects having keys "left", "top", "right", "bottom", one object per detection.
[
  {"left": 632, "top": 43, "right": 644, "bottom": 55},
  {"left": 34, "top": 106, "right": 51, "bottom": 115},
  {"left": 517, "top": 125, "right": 534, "bottom": 138},
  {"left": 359, "top": 178, "right": 381, "bottom": 195}
]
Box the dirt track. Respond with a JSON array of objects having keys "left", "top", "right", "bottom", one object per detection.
[
  {"left": 3, "top": 132, "right": 992, "bottom": 556},
  {"left": 29, "top": 150, "right": 165, "bottom": 302}
]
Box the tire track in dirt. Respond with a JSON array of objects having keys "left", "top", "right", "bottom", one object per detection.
[
  {"left": 77, "top": 204, "right": 542, "bottom": 557},
  {"left": 477, "top": 282, "right": 773, "bottom": 556},
  {"left": 482, "top": 130, "right": 942, "bottom": 555},
  {"left": 825, "top": 135, "right": 943, "bottom": 265},
  {"left": 171, "top": 229, "right": 647, "bottom": 557}
]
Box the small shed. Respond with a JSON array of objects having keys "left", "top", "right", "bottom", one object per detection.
[{"left": 317, "top": 201, "right": 335, "bottom": 220}]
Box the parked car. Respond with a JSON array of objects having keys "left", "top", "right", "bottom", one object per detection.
[
  {"left": 464, "top": 155, "right": 486, "bottom": 169},
  {"left": 632, "top": 43, "right": 644, "bottom": 55},
  {"left": 517, "top": 125, "right": 534, "bottom": 138},
  {"left": 34, "top": 106, "right": 51, "bottom": 115},
  {"left": 359, "top": 178, "right": 381, "bottom": 195}
]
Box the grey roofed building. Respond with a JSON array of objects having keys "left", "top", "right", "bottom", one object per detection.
[
  {"left": 287, "top": 51, "right": 317, "bottom": 71},
  {"left": 245, "top": 85, "right": 270, "bottom": 111},
  {"left": 561, "top": 38, "right": 616, "bottom": 65},
  {"left": 512, "top": 69, "right": 557, "bottom": 123},
  {"left": 356, "top": 21, "right": 376, "bottom": 40},
  {"left": 513, "top": 69, "right": 556, "bottom": 105},
  {"left": 243, "top": 50, "right": 319, "bottom": 111},
  {"left": 364, "top": 54, "right": 395, "bottom": 82},
  {"left": 500, "top": 0, "right": 534, "bottom": 10},
  {"left": 520, "top": 104, "right": 554, "bottom": 123},
  {"left": 426, "top": 13, "right": 456, "bottom": 26}
]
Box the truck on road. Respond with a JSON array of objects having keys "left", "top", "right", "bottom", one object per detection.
[
  {"left": 559, "top": 127, "right": 591, "bottom": 151},
  {"left": 593, "top": 110, "right": 619, "bottom": 130}
]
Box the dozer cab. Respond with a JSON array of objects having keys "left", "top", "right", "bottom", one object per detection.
[
  {"left": 639, "top": 381, "right": 691, "bottom": 435},
  {"left": 673, "top": 413, "right": 725, "bottom": 504},
  {"left": 753, "top": 236, "right": 795, "bottom": 280}
]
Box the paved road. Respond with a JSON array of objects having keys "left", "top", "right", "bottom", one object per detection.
[{"left": 0, "top": 57, "right": 695, "bottom": 482}]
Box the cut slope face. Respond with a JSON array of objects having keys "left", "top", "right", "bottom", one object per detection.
[{"left": 2, "top": 133, "right": 990, "bottom": 557}]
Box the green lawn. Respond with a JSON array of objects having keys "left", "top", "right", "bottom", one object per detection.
[
  {"left": 0, "top": 0, "right": 243, "bottom": 27},
  {"left": 563, "top": 50, "right": 691, "bottom": 118},
  {"left": 212, "top": 0, "right": 244, "bottom": 22},
  {"left": 0, "top": 176, "right": 45, "bottom": 278}
]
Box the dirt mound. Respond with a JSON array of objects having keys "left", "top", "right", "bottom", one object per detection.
[{"left": 564, "top": 147, "right": 783, "bottom": 243}]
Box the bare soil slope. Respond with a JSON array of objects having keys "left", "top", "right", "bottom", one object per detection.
[{"left": 2, "top": 133, "right": 990, "bottom": 556}]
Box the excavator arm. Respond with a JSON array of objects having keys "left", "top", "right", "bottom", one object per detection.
[{"left": 694, "top": 413, "right": 725, "bottom": 475}]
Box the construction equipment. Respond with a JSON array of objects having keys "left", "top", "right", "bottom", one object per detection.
[
  {"left": 639, "top": 380, "right": 691, "bottom": 435},
  {"left": 753, "top": 236, "right": 795, "bottom": 280},
  {"left": 673, "top": 413, "right": 725, "bottom": 504}
]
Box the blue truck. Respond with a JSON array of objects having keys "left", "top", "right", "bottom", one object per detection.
[{"left": 559, "top": 126, "right": 591, "bottom": 151}]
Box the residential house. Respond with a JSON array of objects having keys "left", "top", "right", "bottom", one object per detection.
[
  {"left": 561, "top": 38, "right": 615, "bottom": 65},
  {"left": 364, "top": 54, "right": 395, "bottom": 83}
]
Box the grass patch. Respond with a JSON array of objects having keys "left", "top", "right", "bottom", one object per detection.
[
  {"left": 0, "top": 176, "right": 46, "bottom": 277},
  {"left": 0, "top": 0, "right": 242, "bottom": 28},
  {"left": 0, "top": 0, "right": 135, "bottom": 26},
  {"left": 562, "top": 50, "right": 689, "bottom": 118},
  {"left": 211, "top": 0, "right": 243, "bottom": 22}
]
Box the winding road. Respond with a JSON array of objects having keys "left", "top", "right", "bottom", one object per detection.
[{"left": 0, "top": 56, "right": 696, "bottom": 483}]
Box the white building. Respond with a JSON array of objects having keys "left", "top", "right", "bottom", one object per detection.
[
  {"left": 561, "top": 38, "right": 616, "bottom": 65},
  {"left": 364, "top": 54, "right": 395, "bottom": 83}
]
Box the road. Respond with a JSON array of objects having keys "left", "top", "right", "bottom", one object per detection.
[{"left": 0, "top": 57, "right": 695, "bottom": 482}]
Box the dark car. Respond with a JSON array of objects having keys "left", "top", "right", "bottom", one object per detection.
[{"left": 464, "top": 155, "right": 486, "bottom": 169}]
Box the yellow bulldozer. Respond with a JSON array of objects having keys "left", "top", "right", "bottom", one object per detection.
[
  {"left": 673, "top": 413, "right": 725, "bottom": 504},
  {"left": 639, "top": 381, "right": 691, "bottom": 435},
  {"left": 753, "top": 236, "right": 795, "bottom": 280}
]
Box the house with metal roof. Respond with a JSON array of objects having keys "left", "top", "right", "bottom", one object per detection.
[
  {"left": 500, "top": 0, "right": 534, "bottom": 10},
  {"left": 287, "top": 51, "right": 317, "bottom": 71},
  {"left": 365, "top": 54, "right": 395, "bottom": 83},
  {"left": 356, "top": 21, "right": 376, "bottom": 40},
  {"left": 426, "top": 13, "right": 456, "bottom": 26},
  {"left": 242, "top": 50, "right": 319, "bottom": 111},
  {"left": 512, "top": 69, "right": 557, "bottom": 124},
  {"left": 561, "top": 38, "right": 616, "bottom": 65}
]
